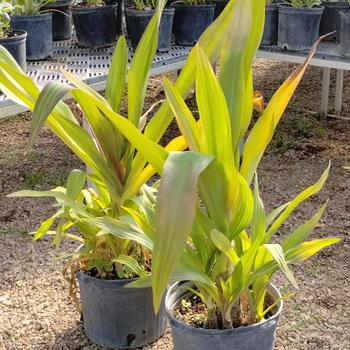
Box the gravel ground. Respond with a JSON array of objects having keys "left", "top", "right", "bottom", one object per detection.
[{"left": 0, "top": 60, "right": 349, "bottom": 350}]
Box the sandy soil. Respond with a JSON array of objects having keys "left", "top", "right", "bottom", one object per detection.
[{"left": 0, "top": 60, "right": 349, "bottom": 350}]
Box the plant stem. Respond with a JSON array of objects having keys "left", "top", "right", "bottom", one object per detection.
[{"left": 207, "top": 306, "right": 219, "bottom": 329}]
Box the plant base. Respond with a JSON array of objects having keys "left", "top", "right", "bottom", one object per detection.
[{"left": 166, "top": 282, "right": 283, "bottom": 350}]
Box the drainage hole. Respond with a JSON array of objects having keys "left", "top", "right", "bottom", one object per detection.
[{"left": 127, "top": 333, "right": 136, "bottom": 345}]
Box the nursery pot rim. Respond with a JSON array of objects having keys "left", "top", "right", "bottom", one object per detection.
[
  {"left": 126, "top": 7, "right": 175, "bottom": 15},
  {"left": 340, "top": 9, "right": 350, "bottom": 16},
  {"left": 43, "top": 0, "right": 71, "bottom": 7},
  {"left": 278, "top": 4, "right": 324, "bottom": 14},
  {"left": 165, "top": 281, "right": 283, "bottom": 335},
  {"left": 11, "top": 12, "right": 52, "bottom": 20},
  {"left": 171, "top": 3, "right": 215, "bottom": 9},
  {"left": 71, "top": 4, "right": 117, "bottom": 12},
  {"left": 0, "top": 29, "right": 27, "bottom": 43},
  {"left": 76, "top": 270, "right": 143, "bottom": 287},
  {"left": 322, "top": 1, "right": 350, "bottom": 6}
]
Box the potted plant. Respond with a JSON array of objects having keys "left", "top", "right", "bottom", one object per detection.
[
  {"left": 0, "top": 0, "right": 26, "bottom": 70},
  {"left": 1, "top": 3, "right": 174, "bottom": 349},
  {"left": 72, "top": 0, "right": 119, "bottom": 48},
  {"left": 171, "top": 0, "right": 215, "bottom": 45},
  {"left": 126, "top": 0, "right": 174, "bottom": 51},
  {"left": 278, "top": 0, "right": 324, "bottom": 50},
  {"left": 319, "top": 0, "right": 350, "bottom": 41},
  {"left": 339, "top": 4, "right": 350, "bottom": 55},
  {"left": 261, "top": 0, "right": 279, "bottom": 46},
  {"left": 10, "top": 0, "right": 53, "bottom": 60},
  {"left": 42, "top": 0, "right": 72, "bottom": 41}
]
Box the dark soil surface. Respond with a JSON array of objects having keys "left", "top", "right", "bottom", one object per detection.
[{"left": 0, "top": 61, "right": 349, "bottom": 349}]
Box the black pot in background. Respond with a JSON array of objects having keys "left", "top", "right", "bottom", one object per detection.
[
  {"left": 261, "top": 5, "right": 278, "bottom": 46},
  {"left": 72, "top": 5, "right": 119, "bottom": 48},
  {"left": 171, "top": 4, "right": 215, "bottom": 46},
  {"left": 166, "top": 282, "right": 283, "bottom": 350},
  {"left": 42, "top": 0, "right": 72, "bottom": 41},
  {"left": 213, "top": 0, "right": 228, "bottom": 20},
  {"left": 0, "top": 30, "right": 27, "bottom": 71},
  {"left": 103, "top": 0, "right": 123, "bottom": 33},
  {"left": 319, "top": 1, "right": 350, "bottom": 42},
  {"left": 77, "top": 272, "right": 167, "bottom": 349},
  {"left": 340, "top": 10, "right": 350, "bottom": 56},
  {"left": 10, "top": 13, "right": 52, "bottom": 60},
  {"left": 126, "top": 8, "right": 174, "bottom": 52},
  {"left": 278, "top": 5, "right": 324, "bottom": 51}
]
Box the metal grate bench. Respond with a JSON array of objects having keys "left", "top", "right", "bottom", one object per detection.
[
  {"left": 258, "top": 41, "right": 350, "bottom": 114},
  {"left": 0, "top": 38, "right": 349, "bottom": 118},
  {"left": 0, "top": 36, "right": 191, "bottom": 118}
]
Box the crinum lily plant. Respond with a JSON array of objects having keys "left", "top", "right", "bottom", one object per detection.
[
  {"left": 0, "top": 0, "right": 339, "bottom": 329},
  {"left": 135, "top": 0, "right": 337, "bottom": 329}
]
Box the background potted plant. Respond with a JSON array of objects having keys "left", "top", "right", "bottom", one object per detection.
[
  {"left": 42, "top": 0, "right": 72, "bottom": 41},
  {"left": 72, "top": 0, "right": 119, "bottom": 48},
  {"left": 171, "top": 0, "right": 215, "bottom": 45},
  {"left": 10, "top": 0, "right": 53, "bottom": 60},
  {"left": 278, "top": 0, "right": 324, "bottom": 50},
  {"left": 261, "top": 0, "right": 279, "bottom": 46},
  {"left": 339, "top": 3, "right": 350, "bottom": 56},
  {"left": 0, "top": 0, "right": 26, "bottom": 70},
  {"left": 126, "top": 0, "right": 174, "bottom": 51},
  {"left": 319, "top": 0, "right": 350, "bottom": 41}
]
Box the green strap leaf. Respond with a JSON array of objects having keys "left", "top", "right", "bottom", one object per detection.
[
  {"left": 113, "top": 255, "right": 148, "bottom": 278},
  {"left": 66, "top": 169, "right": 86, "bottom": 201},
  {"left": 28, "top": 81, "right": 72, "bottom": 152},
  {"left": 106, "top": 36, "right": 128, "bottom": 113},
  {"left": 285, "top": 238, "right": 340, "bottom": 263},
  {"left": 210, "top": 229, "right": 239, "bottom": 265},
  {"left": 163, "top": 77, "right": 200, "bottom": 151},
  {"left": 152, "top": 151, "right": 214, "bottom": 312},
  {"left": 88, "top": 216, "right": 153, "bottom": 251},
  {"left": 282, "top": 201, "right": 328, "bottom": 252},
  {"left": 264, "top": 243, "right": 299, "bottom": 289},
  {"left": 266, "top": 164, "right": 330, "bottom": 240},
  {"left": 127, "top": 1, "right": 165, "bottom": 126}
]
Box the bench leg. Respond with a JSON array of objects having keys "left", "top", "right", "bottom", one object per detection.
[
  {"left": 321, "top": 67, "right": 331, "bottom": 114},
  {"left": 335, "top": 69, "right": 344, "bottom": 113}
]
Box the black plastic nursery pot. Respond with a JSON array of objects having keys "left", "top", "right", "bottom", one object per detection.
[
  {"left": 166, "top": 282, "right": 283, "bottom": 350},
  {"left": 77, "top": 272, "right": 167, "bottom": 349},
  {"left": 0, "top": 30, "right": 27, "bottom": 72},
  {"left": 278, "top": 5, "right": 324, "bottom": 51},
  {"left": 10, "top": 13, "right": 52, "bottom": 60},
  {"left": 171, "top": 4, "right": 215, "bottom": 46},
  {"left": 213, "top": 0, "right": 228, "bottom": 20},
  {"left": 103, "top": 0, "right": 123, "bottom": 33},
  {"left": 72, "top": 5, "right": 119, "bottom": 48},
  {"left": 319, "top": 2, "right": 350, "bottom": 42},
  {"left": 126, "top": 8, "right": 174, "bottom": 52},
  {"left": 42, "top": 0, "right": 72, "bottom": 41},
  {"left": 261, "top": 5, "right": 278, "bottom": 46},
  {"left": 340, "top": 11, "right": 350, "bottom": 57}
]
